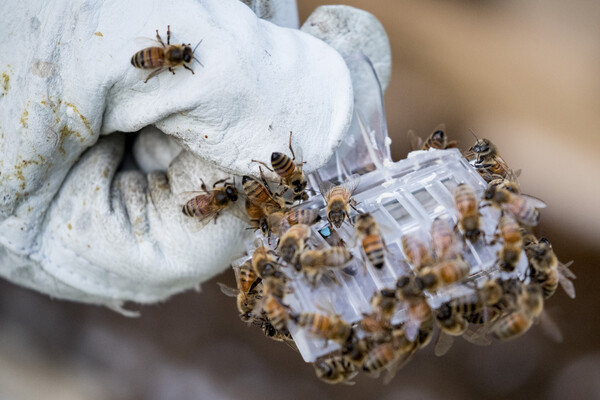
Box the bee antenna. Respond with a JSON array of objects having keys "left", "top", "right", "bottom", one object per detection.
[
  {"left": 193, "top": 39, "right": 203, "bottom": 53},
  {"left": 469, "top": 128, "right": 479, "bottom": 141},
  {"left": 193, "top": 56, "right": 204, "bottom": 68},
  {"left": 192, "top": 39, "right": 205, "bottom": 67}
]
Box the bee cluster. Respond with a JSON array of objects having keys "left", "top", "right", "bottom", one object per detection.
[
  {"left": 180, "top": 55, "right": 575, "bottom": 385},
  {"left": 207, "top": 127, "right": 575, "bottom": 386}
]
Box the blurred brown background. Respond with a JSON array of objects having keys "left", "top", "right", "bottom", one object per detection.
[{"left": 1, "top": 1, "right": 599, "bottom": 399}]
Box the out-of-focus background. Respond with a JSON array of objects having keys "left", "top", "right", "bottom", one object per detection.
[{"left": 1, "top": 1, "right": 599, "bottom": 399}]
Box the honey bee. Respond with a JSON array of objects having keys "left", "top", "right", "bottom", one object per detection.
[
  {"left": 242, "top": 173, "right": 286, "bottom": 214},
  {"left": 396, "top": 276, "right": 434, "bottom": 347},
  {"left": 261, "top": 320, "right": 294, "bottom": 344},
  {"left": 279, "top": 224, "right": 311, "bottom": 264},
  {"left": 131, "top": 25, "right": 202, "bottom": 83},
  {"left": 433, "top": 280, "right": 503, "bottom": 355},
  {"left": 454, "top": 279, "right": 504, "bottom": 324},
  {"left": 526, "top": 237, "right": 576, "bottom": 299},
  {"left": 401, "top": 233, "right": 434, "bottom": 272},
  {"left": 292, "top": 311, "right": 352, "bottom": 345},
  {"left": 418, "top": 257, "right": 471, "bottom": 291},
  {"left": 466, "top": 134, "right": 519, "bottom": 185},
  {"left": 261, "top": 269, "right": 288, "bottom": 300},
  {"left": 361, "top": 328, "right": 418, "bottom": 384},
  {"left": 433, "top": 306, "right": 468, "bottom": 357},
  {"left": 491, "top": 284, "right": 544, "bottom": 341},
  {"left": 355, "top": 213, "right": 387, "bottom": 270},
  {"left": 370, "top": 289, "right": 398, "bottom": 321},
  {"left": 313, "top": 355, "right": 358, "bottom": 385},
  {"left": 262, "top": 294, "right": 292, "bottom": 333},
  {"left": 182, "top": 178, "right": 239, "bottom": 223},
  {"left": 495, "top": 214, "right": 523, "bottom": 272},
  {"left": 217, "top": 260, "right": 263, "bottom": 322},
  {"left": 266, "top": 208, "right": 320, "bottom": 235},
  {"left": 454, "top": 183, "right": 482, "bottom": 242},
  {"left": 341, "top": 333, "right": 369, "bottom": 367},
  {"left": 297, "top": 247, "right": 353, "bottom": 284},
  {"left": 360, "top": 289, "right": 397, "bottom": 339},
  {"left": 319, "top": 176, "right": 360, "bottom": 228},
  {"left": 431, "top": 217, "right": 462, "bottom": 261},
  {"left": 245, "top": 198, "right": 269, "bottom": 236},
  {"left": 251, "top": 243, "right": 280, "bottom": 278},
  {"left": 252, "top": 131, "right": 308, "bottom": 201},
  {"left": 234, "top": 259, "right": 261, "bottom": 295},
  {"left": 408, "top": 124, "right": 458, "bottom": 151},
  {"left": 484, "top": 184, "right": 546, "bottom": 227}
]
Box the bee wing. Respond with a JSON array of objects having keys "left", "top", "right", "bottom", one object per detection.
[
  {"left": 558, "top": 267, "right": 576, "bottom": 299},
  {"left": 434, "top": 330, "right": 455, "bottom": 357},
  {"left": 407, "top": 129, "right": 424, "bottom": 151},
  {"left": 217, "top": 282, "right": 239, "bottom": 298},
  {"left": 134, "top": 36, "right": 162, "bottom": 47},
  {"left": 559, "top": 260, "right": 576, "bottom": 279},
  {"left": 318, "top": 180, "right": 336, "bottom": 200},
  {"left": 521, "top": 194, "right": 547, "bottom": 209},
  {"left": 404, "top": 319, "right": 420, "bottom": 342},
  {"left": 462, "top": 324, "right": 492, "bottom": 346},
  {"left": 293, "top": 142, "right": 304, "bottom": 167},
  {"left": 342, "top": 174, "right": 361, "bottom": 195},
  {"left": 231, "top": 257, "right": 252, "bottom": 270},
  {"left": 180, "top": 191, "right": 221, "bottom": 224},
  {"left": 382, "top": 346, "right": 417, "bottom": 385},
  {"left": 281, "top": 338, "right": 300, "bottom": 353},
  {"left": 536, "top": 310, "right": 563, "bottom": 343}
]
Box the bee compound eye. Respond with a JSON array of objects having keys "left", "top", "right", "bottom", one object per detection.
[{"left": 396, "top": 276, "right": 409, "bottom": 289}]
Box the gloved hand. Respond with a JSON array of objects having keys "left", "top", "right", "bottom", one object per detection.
[{"left": 0, "top": 0, "right": 390, "bottom": 313}]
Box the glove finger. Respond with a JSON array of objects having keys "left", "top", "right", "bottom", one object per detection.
[
  {"left": 301, "top": 5, "right": 392, "bottom": 92},
  {"left": 39, "top": 134, "right": 249, "bottom": 303},
  {"left": 241, "top": 0, "right": 299, "bottom": 28}
]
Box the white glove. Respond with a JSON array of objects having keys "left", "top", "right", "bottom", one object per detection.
[{"left": 0, "top": 0, "right": 390, "bottom": 312}]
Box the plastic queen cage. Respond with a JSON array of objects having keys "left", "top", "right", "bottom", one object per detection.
[{"left": 233, "top": 54, "right": 529, "bottom": 363}]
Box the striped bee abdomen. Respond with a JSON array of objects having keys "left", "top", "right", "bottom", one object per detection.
[
  {"left": 131, "top": 47, "right": 165, "bottom": 69},
  {"left": 271, "top": 152, "right": 295, "bottom": 178},
  {"left": 363, "top": 234, "right": 385, "bottom": 269}
]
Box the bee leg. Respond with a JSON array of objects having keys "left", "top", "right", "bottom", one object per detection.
[
  {"left": 345, "top": 211, "right": 354, "bottom": 226},
  {"left": 349, "top": 200, "right": 361, "bottom": 212},
  {"left": 183, "top": 64, "right": 195, "bottom": 75},
  {"left": 168, "top": 67, "right": 176, "bottom": 75},
  {"left": 258, "top": 166, "right": 269, "bottom": 186},
  {"left": 213, "top": 212, "right": 221, "bottom": 224},
  {"left": 144, "top": 67, "right": 165, "bottom": 83},
  {"left": 382, "top": 238, "right": 390, "bottom": 253},
  {"left": 250, "top": 159, "right": 274, "bottom": 172},
  {"left": 199, "top": 178, "right": 209, "bottom": 193},
  {"left": 156, "top": 29, "right": 166, "bottom": 48},
  {"left": 167, "top": 25, "right": 171, "bottom": 45},
  {"left": 288, "top": 131, "right": 296, "bottom": 160}
]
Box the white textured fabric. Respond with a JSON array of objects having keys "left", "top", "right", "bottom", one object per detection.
[{"left": 0, "top": 0, "right": 391, "bottom": 311}]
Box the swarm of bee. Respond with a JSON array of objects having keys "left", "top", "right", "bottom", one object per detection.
[{"left": 184, "top": 127, "right": 575, "bottom": 385}]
